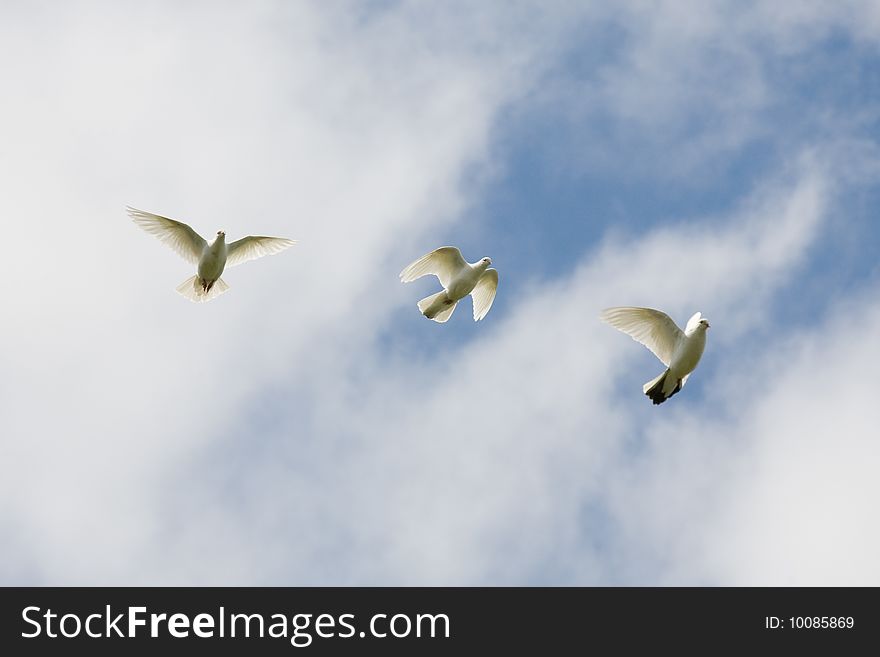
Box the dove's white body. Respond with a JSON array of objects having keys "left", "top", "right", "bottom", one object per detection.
[
  {"left": 600, "top": 307, "right": 710, "bottom": 404},
  {"left": 198, "top": 234, "right": 228, "bottom": 283},
  {"left": 422, "top": 260, "right": 490, "bottom": 316},
  {"left": 399, "top": 246, "right": 498, "bottom": 323},
  {"left": 648, "top": 318, "right": 707, "bottom": 400},
  {"left": 128, "top": 206, "right": 296, "bottom": 302},
  {"left": 670, "top": 325, "right": 707, "bottom": 375}
]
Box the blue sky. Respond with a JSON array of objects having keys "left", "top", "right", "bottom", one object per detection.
[
  {"left": 484, "top": 22, "right": 877, "bottom": 296},
  {"left": 1, "top": 1, "right": 879, "bottom": 586}
]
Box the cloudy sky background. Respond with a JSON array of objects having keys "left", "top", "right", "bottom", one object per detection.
[{"left": 1, "top": 1, "right": 878, "bottom": 585}]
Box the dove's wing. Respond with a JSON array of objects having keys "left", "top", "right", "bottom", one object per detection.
[
  {"left": 127, "top": 206, "right": 206, "bottom": 265},
  {"left": 226, "top": 236, "right": 297, "bottom": 268},
  {"left": 399, "top": 247, "right": 467, "bottom": 288},
  {"left": 471, "top": 268, "right": 498, "bottom": 321},
  {"left": 599, "top": 306, "right": 684, "bottom": 367}
]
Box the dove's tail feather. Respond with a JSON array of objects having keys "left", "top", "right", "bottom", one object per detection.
[
  {"left": 175, "top": 275, "right": 230, "bottom": 303},
  {"left": 643, "top": 369, "right": 683, "bottom": 405},
  {"left": 418, "top": 290, "right": 458, "bottom": 323}
]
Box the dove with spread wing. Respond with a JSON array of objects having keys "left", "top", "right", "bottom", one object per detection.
[
  {"left": 399, "top": 246, "right": 498, "bottom": 323},
  {"left": 600, "top": 307, "right": 709, "bottom": 404},
  {"left": 128, "top": 206, "right": 296, "bottom": 302}
]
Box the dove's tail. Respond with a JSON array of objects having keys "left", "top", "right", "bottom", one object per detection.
[
  {"left": 175, "top": 275, "right": 230, "bottom": 303},
  {"left": 418, "top": 290, "right": 458, "bottom": 323},
  {"left": 643, "top": 369, "right": 683, "bottom": 405}
]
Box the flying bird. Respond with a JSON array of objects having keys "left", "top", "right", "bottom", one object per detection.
[
  {"left": 399, "top": 246, "right": 498, "bottom": 323},
  {"left": 127, "top": 206, "right": 296, "bottom": 302},
  {"left": 600, "top": 306, "right": 710, "bottom": 405}
]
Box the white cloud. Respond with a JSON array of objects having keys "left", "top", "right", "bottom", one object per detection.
[
  {"left": 612, "top": 288, "right": 880, "bottom": 586},
  {"left": 0, "top": 1, "right": 573, "bottom": 583}
]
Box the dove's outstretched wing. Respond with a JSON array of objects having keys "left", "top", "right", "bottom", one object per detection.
[
  {"left": 599, "top": 306, "right": 684, "bottom": 367},
  {"left": 471, "top": 268, "right": 498, "bottom": 321},
  {"left": 226, "top": 236, "right": 297, "bottom": 268},
  {"left": 127, "top": 206, "right": 206, "bottom": 265},
  {"left": 399, "top": 247, "right": 467, "bottom": 288}
]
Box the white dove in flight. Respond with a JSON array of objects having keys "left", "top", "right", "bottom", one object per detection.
[
  {"left": 600, "top": 307, "right": 710, "bottom": 405},
  {"left": 399, "top": 246, "right": 498, "bottom": 323},
  {"left": 128, "top": 206, "right": 296, "bottom": 302}
]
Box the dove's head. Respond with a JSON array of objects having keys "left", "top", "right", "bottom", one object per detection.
[
  {"left": 217, "top": 230, "right": 225, "bottom": 237},
  {"left": 479, "top": 257, "right": 492, "bottom": 269},
  {"left": 685, "top": 311, "right": 709, "bottom": 335}
]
